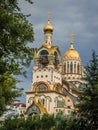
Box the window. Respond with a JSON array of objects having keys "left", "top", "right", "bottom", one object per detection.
[
  {"left": 56, "top": 86, "right": 59, "bottom": 92},
  {"left": 70, "top": 62, "right": 73, "bottom": 73},
  {"left": 37, "top": 84, "right": 48, "bottom": 91},
  {"left": 74, "top": 63, "right": 76, "bottom": 73},
  {"left": 39, "top": 50, "right": 49, "bottom": 66},
  {"left": 55, "top": 96, "right": 65, "bottom": 108},
  {"left": 77, "top": 63, "right": 79, "bottom": 74},
  {"left": 67, "top": 62, "right": 69, "bottom": 73},
  {"left": 64, "top": 63, "right": 66, "bottom": 73}
]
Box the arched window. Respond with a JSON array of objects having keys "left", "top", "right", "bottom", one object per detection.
[
  {"left": 67, "top": 62, "right": 69, "bottom": 73},
  {"left": 56, "top": 86, "right": 59, "bottom": 92},
  {"left": 42, "top": 98, "right": 45, "bottom": 105},
  {"left": 77, "top": 63, "right": 79, "bottom": 74},
  {"left": 39, "top": 50, "right": 49, "bottom": 56},
  {"left": 28, "top": 97, "right": 34, "bottom": 104},
  {"left": 70, "top": 62, "right": 73, "bottom": 73},
  {"left": 27, "top": 104, "right": 41, "bottom": 115},
  {"left": 54, "top": 51, "right": 59, "bottom": 65},
  {"left": 39, "top": 50, "right": 49, "bottom": 66},
  {"left": 37, "top": 84, "right": 48, "bottom": 91},
  {"left": 54, "top": 96, "right": 65, "bottom": 108},
  {"left": 74, "top": 62, "right": 76, "bottom": 73},
  {"left": 54, "top": 51, "right": 58, "bottom": 58},
  {"left": 64, "top": 63, "right": 66, "bottom": 73},
  {"left": 79, "top": 64, "right": 82, "bottom": 74}
]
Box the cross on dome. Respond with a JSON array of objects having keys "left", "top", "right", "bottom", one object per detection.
[
  {"left": 69, "top": 33, "right": 76, "bottom": 49},
  {"left": 47, "top": 11, "right": 51, "bottom": 22},
  {"left": 69, "top": 33, "right": 76, "bottom": 42}
]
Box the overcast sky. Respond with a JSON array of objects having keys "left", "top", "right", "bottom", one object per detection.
[{"left": 18, "top": 0, "right": 98, "bottom": 102}]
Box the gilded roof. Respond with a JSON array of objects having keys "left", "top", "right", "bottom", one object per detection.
[
  {"left": 44, "top": 12, "right": 54, "bottom": 32},
  {"left": 43, "top": 22, "right": 53, "bottom": 31},
  {"left": 64, "top": 37, "right": 80, "bottom": 60},
  {"left": 64, "top": 48, "right": 80, "bottom": 59}
]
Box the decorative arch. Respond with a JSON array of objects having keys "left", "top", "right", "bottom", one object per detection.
[
  {"left": 39, "top": 95, "right": 52, "bottom": 111},
  {"left": 26, "top": 100, "right": 48, "bottom": 115},
  {"left": 37, "top": 47, "right": 49, "bottom": 56},
  {"left": 46, "top": 96, "right": 52, "bottom": 102},
  {"left": 28, "top": 97, "right": 34, "bottom": 103},
  {"left": 38, "top": 49, "right": 49, "bottom": 56},
  {"left": 26, "top": 103, "right": 41, "bottom": 115},
  {"left": 53, "top": 83, "right": 62, "bottom": 93},
  {"left": 33, "top": 81, "right": 51, "bottom": 92}
]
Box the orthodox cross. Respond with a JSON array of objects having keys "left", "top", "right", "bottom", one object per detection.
[
  {"left": 47, "top": 11, "right": 51, "bottom": 21},
  {"left": 69, "top": 33, "right": 76, "bottom": 43},
  {"left": 69, "top": 33, "right": 76, "bottom": 49}
]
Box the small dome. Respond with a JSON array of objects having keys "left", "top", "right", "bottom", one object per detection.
[
  {"left": 64, "top": 48, "right": 80, "bottom": 59},
  {"left": 43, "top": 21, "right": 53, "bottom": 32}
]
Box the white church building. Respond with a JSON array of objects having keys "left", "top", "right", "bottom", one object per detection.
[{"left": 25, "top": 14, "right": 84, "bottom": 116}]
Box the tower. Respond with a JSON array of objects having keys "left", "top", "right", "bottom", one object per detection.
[{"left": 63, "top": 34, "right": 83, "bottom": 88}]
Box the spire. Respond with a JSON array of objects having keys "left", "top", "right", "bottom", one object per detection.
[{"left": 69, "top": 33, "right": 76, "bottom": 49}]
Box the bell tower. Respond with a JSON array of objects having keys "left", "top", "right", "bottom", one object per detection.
[{"left": 32, "top": 12, "right": 62, "bottom": 87}]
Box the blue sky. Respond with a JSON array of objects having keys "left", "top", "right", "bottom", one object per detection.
[{"left": 18, "top": 0, "right": 98, "bottom": 102}]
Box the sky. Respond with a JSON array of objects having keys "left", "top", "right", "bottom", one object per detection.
[{"left": 18, "top": 0, "right": 98, "bottom": 102}]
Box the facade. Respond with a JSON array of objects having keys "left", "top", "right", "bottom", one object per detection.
[{"left": 26, "top": 15, "right": 83, "bottom": 116}]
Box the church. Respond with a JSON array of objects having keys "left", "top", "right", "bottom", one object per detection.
[{"left": 25, "top": 14, "right": 84, "bottom": 116}]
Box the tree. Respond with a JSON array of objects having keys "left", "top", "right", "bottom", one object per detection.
[
  {"left": 84, "top": 50, "right": 98, "bottom": 86},
  {"left": 0, "top": 0, "right": 34, "bottom": 115},
  {"left": 40, "top": 114, "right": 56, "bottom": 130},
  {"left": 77, "top": 50, "right": 98, "bottom": 130}
]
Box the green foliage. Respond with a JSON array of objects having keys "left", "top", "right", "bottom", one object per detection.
[
  {"left": 84, "top": 50, "right": 98, "bottom": 86},
  {"left": 77, "top": 50, "right": 98, "bottom": 130},
  {"left": 0, "top": 0, "right": 34, "bottom": 75},
  {"left": 0, "top": 113, "right": 66, "bottom": 130},
  {"left": 2, "top": 112, "right": 98, "bottom": 130},
  {"left": 0, "top": 73, "right": 23, "bottom": 115},
  {"left": 0, "top": 0, "right": 34, "bottom": 115}
]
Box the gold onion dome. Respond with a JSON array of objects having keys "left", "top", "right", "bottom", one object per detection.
[
  {"left": 43, "top": 12, "right": 53, "bottom": 32},
  {"left": 64, "top": 36, "right": 80, "bottom": 60},
  {"left": 43, "top": 20, "right": 54, "bottom": 32}
]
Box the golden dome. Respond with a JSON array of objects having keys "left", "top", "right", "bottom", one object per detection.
[
  {"left": 64, "top": 35, "right": 80, "bottom": 60},
  {"left": 44, "top": 12, "right": 54, "bottom": 32},
  {"left": 64, "top": 48, "right": 80, "bottom": 59},
  {"left": 43, "top": 22, "right": 53, "bottom": 32}
]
